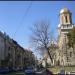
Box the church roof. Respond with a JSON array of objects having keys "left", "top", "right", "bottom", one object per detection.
[{"left": 60, "top": 8, "right": 70, "bottom": 14}]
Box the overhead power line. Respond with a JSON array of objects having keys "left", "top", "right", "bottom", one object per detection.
[{"left": 13, "top": 1, "right": 33, "bottom": 38}]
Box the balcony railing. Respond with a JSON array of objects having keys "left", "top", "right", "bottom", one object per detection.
[{"left": 61, "top": 25, "right": 73, "bottom": 29}]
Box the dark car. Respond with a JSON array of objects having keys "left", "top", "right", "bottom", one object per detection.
[
  {"left": 0, "top": 67, "right": 9, "bottom": 74},
  {"left": 8, "top": 67, "right": 16, "bottom": 72}
]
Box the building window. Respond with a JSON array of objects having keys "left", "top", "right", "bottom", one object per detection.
[
  {"left": 70, "top": 52, "right": 72, "bottom": 57},
  {"left": 65, "top": 15, "right": 68, "bottom": 23},
  {"left": 8, "top": 53, "right": 11, "bottom": 58},
  {"left": 67, "top": 57, "right": 69, "bottom": 62},
  {"left": 8, "top": 47, "right": 10, "bottom": 51}
]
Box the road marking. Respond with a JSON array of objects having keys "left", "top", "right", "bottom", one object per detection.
[{"left": 16, "top": 72, "right": 24, "bottom": 74}]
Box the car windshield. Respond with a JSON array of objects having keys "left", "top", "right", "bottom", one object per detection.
[{"left": 27, "top": 67, "right": 34, "bottom": 69}]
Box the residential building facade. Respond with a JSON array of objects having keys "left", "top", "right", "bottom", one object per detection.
[{"left": 0, "top": 31, "right": 35, "bottom": 68}]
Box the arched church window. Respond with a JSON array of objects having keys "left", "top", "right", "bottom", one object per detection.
[
  {"left": 65, "top": 15, "right": 68, "bottom": 23},
  {"left": 70, "top": 52, "right": 72, "bottom": 57}
]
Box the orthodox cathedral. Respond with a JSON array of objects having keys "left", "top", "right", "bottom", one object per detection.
[
  {"left": 42, "top": 8, "right": 75, "bottom": 67},
  {"left": 57, "top": 7, "right": 75, "bottom": 66}
]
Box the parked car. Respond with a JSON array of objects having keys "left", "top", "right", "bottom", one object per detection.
[
  {"left": 8, "top": 67, "right": 16, "bottom": 72},
  {"left": 25, "top": 66, "right": 36, "bottom": 74},
  {"left": 0, "top": 67, "right": 9, "bottom": 74},
  {"left": 58, "top": 68, "right": 65, "bottom": 75},
  {"left": 70, "top": 71, "right": 75, "bottom": 74},
  {"left": 35, "top": 69, "right": 45, "bottom": 74}
]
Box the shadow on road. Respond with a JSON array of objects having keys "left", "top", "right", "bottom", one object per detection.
[{"left": 0, "top": 69, "right": 53, "bottom": 75}]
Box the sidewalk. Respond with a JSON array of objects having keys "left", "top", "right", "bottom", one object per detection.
[
  {"left": 46, "top": 69, "right": 54, "bottom": 75},
  {"left": 47, "top": 68, "right": 58, "bottom": 74}
]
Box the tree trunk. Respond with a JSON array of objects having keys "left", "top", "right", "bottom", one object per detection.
[{"left": 46, "top": 47, "right": 53, "bottom": 64}]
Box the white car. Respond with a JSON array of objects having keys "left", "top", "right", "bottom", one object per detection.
[{"left": 59, "top": 69, "right": 65, "bottom": 74}]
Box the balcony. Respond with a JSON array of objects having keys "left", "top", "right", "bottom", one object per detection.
[{"left": 61, "top": 25, "right": 73, "bottom": 30}]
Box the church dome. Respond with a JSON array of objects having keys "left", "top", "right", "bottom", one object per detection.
[{"left": 60, "top": 8, "right": 70, "bottom": 14}]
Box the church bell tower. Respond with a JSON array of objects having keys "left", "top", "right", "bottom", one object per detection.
[{"left": 58, "top": 8, "right": 73, "bottom": 50}]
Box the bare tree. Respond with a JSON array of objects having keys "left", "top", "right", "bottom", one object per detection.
[{"left": 30, "top": 21, "right": 53, "bottom": 63}]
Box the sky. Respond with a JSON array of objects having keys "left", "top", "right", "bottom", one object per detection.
[{"left": 0, "top": 1, "right": 75, "bottom": 58}]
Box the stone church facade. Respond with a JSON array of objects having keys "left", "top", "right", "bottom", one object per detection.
[
  {"left": 57, "top": 8, "right": 75, "bottom": 66},
  {"left": 42, "top": 8, "right": 75, "bottom": 67}
]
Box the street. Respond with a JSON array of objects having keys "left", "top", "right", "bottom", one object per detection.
[{"left": 0, "top": 69, "right": 53, "bottom": 75}]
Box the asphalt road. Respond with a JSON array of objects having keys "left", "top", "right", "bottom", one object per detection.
[{"left": 0, "top": 69, "right": 53, "bottom": 75}]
